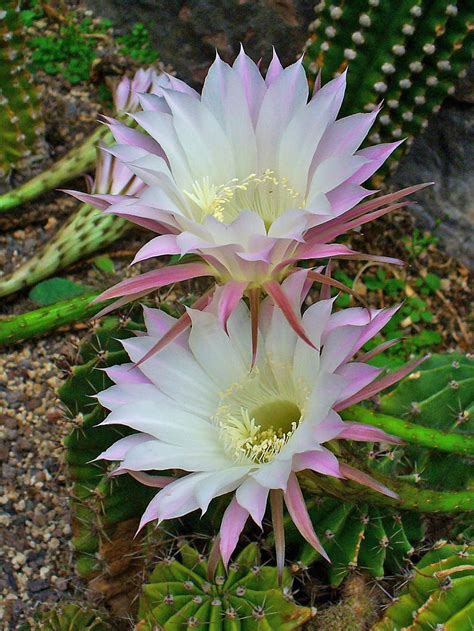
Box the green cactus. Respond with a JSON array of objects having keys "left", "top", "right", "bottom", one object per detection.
[
  {"left": 0, "top": 1, "right": 45, "bottom": 181},
  {"left": 378, "top": 352, "right": 474, "bottom": 492},
  {"left": 136, "top": 542, "right": 314, "bottom": 630},
  {"left": 305, "top": 1, "right": 474, "bottom": 171},
  {"left": 287, "top": 498, "right": 425, "bottom": 587},
  {"left": 33, "top": 603, "right": 111, "bottom": 631},
  {"left": 0, "top": 146, "right": 137, "bottom": 298},
  {"left": 372, "top": 542, "right": 474, "bottom": 630},
  {"left": 0, "top": 291, "right": 104, "bottom": 346},
  {"left": 59, "top": 313, "right": 158, "bottom": 591}
]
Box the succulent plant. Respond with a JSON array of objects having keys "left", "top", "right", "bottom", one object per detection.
[
  {"left": 34, "top": 603, "right": 111, "bottom": 631},
  {"left": 0, "top": 67, "right": 160, "bottom": 211},
  {"left": 304, "top": 0, "right": 474, "bottom": 171},
  {"left": 372, "top": 542, "right": 474, "bottom": 630},
  {"left": 59, "top": 312, "right": 158, "bottom": 610},
  {"left": 136, "top": 542, "right": 314, "bottom": 630},
  {"left": 0, "top": 148, "right": 143, "bottom": 298},
  {"left": 0, "top": 1, "right": 45, "bottom": 181},
  {"left": 289, "top": 498, "right": 425, "bottom": 587},
  {"left": 378, "top": 351, "right": 474, "bottom": 493}
]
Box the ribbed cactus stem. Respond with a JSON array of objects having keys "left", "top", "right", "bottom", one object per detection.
[
  {"left": 0, "top": 126, "right": 109, "bottom": 211},
  {"left": 0, "top": 2, "right": 45, "bottom": 180},
  {"left": 0, "top": 203, "right": 128, "bottom": 296},
  {"left": 305, "top": 1, "right": 474, "bottom": 164},
  {"left": 342, "top": 405, "right": 474, "bottom": 456},
  {"left": 299, "top": 469, "right": 474, "bottom": 512},
  {"left": 0, "top": 291, "right": 104, "bottom": 345}
]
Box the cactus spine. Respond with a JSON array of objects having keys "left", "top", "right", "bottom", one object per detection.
[{"left": 0, "top": 1, "right": 45, "bottom": 181}]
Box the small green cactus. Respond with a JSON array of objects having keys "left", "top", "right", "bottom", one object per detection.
[
  {"left": 136, "top": 542, "right": 315, "bottom": 630},
  {"left": 372, "top": 542, "right": 474, "bottom": 630},
  {"left": 34, "top": 603, "right": 111, "bottom": 631},
  {"left": 305, "top": 1, "right": 474, "bottom": 171},
  {"left": 0, "top": 1, "right": 45, "bottom": 180}
]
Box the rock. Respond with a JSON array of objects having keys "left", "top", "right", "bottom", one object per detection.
[
  {"left": 390, "top": 95, "right": 474, "bottom": 270},
  {"left": 83, "top": 0, "right": 313, "bottom": 85}
]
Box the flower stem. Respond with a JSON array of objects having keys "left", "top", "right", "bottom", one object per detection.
[
  {"left": 341, "top": 405, "right": 474, "bottom": 456},
  {"left": 0, "top": 292, "right": 107, "bottom": 345},
  {"left": 299, "top": 470, "right": 473, "bottom": 513}
]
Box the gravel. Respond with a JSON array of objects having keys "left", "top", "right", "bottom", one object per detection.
[{"left": 0, "top": 335, "right": 82, "bottom": 629}]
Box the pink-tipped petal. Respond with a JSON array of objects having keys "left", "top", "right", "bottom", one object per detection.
[
  {"left": 338, "top": 423, "right": 403, "bottom": 445},
  {"left": 284, "top": 473, "right": 330, "bottom": 562},
  {"left": 124, "top": 470, "right": 175, "bottom": 487},
  {"left": 217, "top": 281, "right": 247, "bottom": 332},
  {"left": 94, "top": 262, "right": 212, "bottom": 301},
  {"left": 96, "top": 433, "right": 154, "bottom": 462},
  {"left": 293, "top": 448, "right": 343, "bottom": 478},
  {"left": 219, "top": 497, "right": 249, "bottom": 569},
  {"left": 133, "top": 288, "right": 214, "bottom": 366},
  {"left": 339, "top": 463, "right": 398, "bottom": 499},
  {"left": 235, "top": 479, "right": 269, "bottom": 528},
  {"left": 131, "top": 235, "right": 181, "bottom": 264},
  {"left": 263, "top": 280, "right": 317, "bottom": 350},
  {"left": 335, "top": 356, "right": 428, "bottom": 411},
  {"left": 357, "top": 338, "right": 402, "bottom": 362}
]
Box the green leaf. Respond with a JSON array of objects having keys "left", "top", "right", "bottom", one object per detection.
[
  {"left": 424, "top": 273, "right": 441, "bottom": 292},
  {"left": 29, "top": 277, "right": 89, "bottom": 306},
  {"left": 93, "top": 255, "right": 115, "bottom": 274}
]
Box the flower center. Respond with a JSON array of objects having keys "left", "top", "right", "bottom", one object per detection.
[
  {"left": 219, "top": 402, "right": 301, "bottom": 464},
  {"left": 183, "top": 170, "right": 305, "bottom": 229}
]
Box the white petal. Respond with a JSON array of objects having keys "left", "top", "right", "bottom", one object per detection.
[
  {"left": 187, "top": 309, "right": 248, "bottom": 387},
  {"left": 307, "top": 155, "right": 370, "bottom": 202},
  {"left": 194, "top": 466, "right": 251, "bottom": 513},
  {"left": 101, "top": 400, "right": 219, "bottom": 447},
  {"left": 122, "top": 337, "right": 219, "bottom": 416},
  {"left": 256, "top": 59, "right": 308, "bottom": 171},
  {"left": 201, "top": 56, "right": 258, "bottom": 178},
  {"left": 122, "top": 440, "right": 231, "bottom": 472}
]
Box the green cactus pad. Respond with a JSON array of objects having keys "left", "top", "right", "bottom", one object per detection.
[
  {"left": 372, "top": 543, "right": 474, "bottom": 630},
  {"left": 136, "top": 543, "right": 314, "bottom": 630},
  {"left": 378, "top": 352, "right": 474, "bottom": 492}
]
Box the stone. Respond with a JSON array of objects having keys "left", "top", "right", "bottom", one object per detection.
[
  {"left": 390, "top": 93, "right": 474, "bottom": 269},
  {"left": 83, "top": 0, "right": 313, "bottom": 85}
]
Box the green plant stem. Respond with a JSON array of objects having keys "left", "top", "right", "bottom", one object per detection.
[
  {"left": 342, "top": 405, "right": 474, "bottom": 457},
  {"left": 0, "top": 126, "right": 110, "bottom": 212},
  {"left": 299, "top": 470, "right": 473, "bottom": 513},
  {"left": 0, "top": 291, "right": 106, "bottom": 345}
]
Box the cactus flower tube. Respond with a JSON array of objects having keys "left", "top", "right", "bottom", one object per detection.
[
  {"left": 95, "top": 271, "right": 424, "bottom": 572},
  {"left": 81, "top": 48, "right": 429, "bottom": 356}
]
